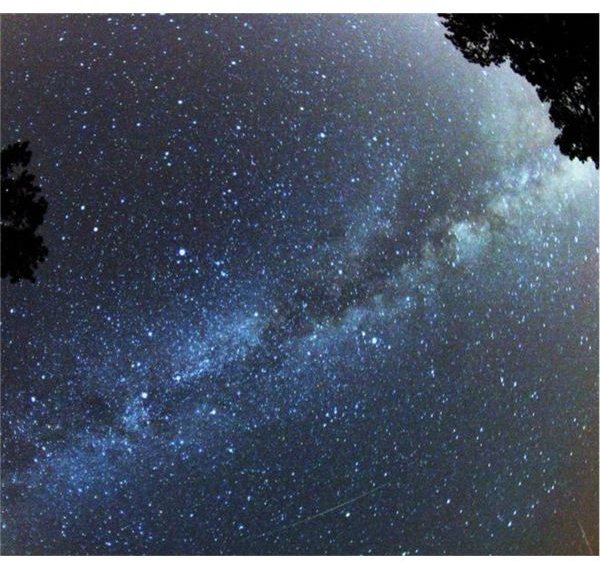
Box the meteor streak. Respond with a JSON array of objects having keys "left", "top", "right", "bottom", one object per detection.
[
  {"left": 248, "top": 482, "right": 392, "bottom": 541},
  {"left": 576, "top": 519, "right": 593, "bottom": 555}
]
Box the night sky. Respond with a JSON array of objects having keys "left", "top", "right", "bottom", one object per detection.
[{"left": 1, "top": 14, "right": 598, "bottom": 555}]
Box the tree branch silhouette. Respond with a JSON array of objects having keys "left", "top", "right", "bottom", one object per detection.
[
  {"left": 1, "top": 141, "right": 48, "bottom": 283},
  {"left": 440, "top": 14, "right": 599, "bottom": 168}
]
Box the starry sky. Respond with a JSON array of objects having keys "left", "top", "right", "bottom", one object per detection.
[{"left": 1, "top": 14, "right": 598, "bottom": 555}]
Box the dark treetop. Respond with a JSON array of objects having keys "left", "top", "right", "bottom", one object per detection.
[
  {"left": 1, "top": 141, "right": 48, "bottom": 283},
  {"left": 440, "top": 14, "right": 599, "bottom": 168}
]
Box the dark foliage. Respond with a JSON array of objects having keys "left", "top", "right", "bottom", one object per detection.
[
  {"left": 440, "top": 14, "right": 599, "bottom": 167},
  {"left": 1, "top": 141, "right": 48, "bottom": 283}
]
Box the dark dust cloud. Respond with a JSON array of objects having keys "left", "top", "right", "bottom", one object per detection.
[{"left": 1, "top": 14, "right": 598, "bottom": 555}]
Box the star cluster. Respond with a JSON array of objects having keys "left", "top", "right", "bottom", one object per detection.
[{"left": 1, "top": 14, "right": 598, "bottom": 555}]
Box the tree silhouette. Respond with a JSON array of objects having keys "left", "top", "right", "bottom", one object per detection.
[
  {"left": 1, "top": 141, "right": 48, "bottom": 283},
  {"left": 440, "top": 14, "right": 599, "bottom": 168}
]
